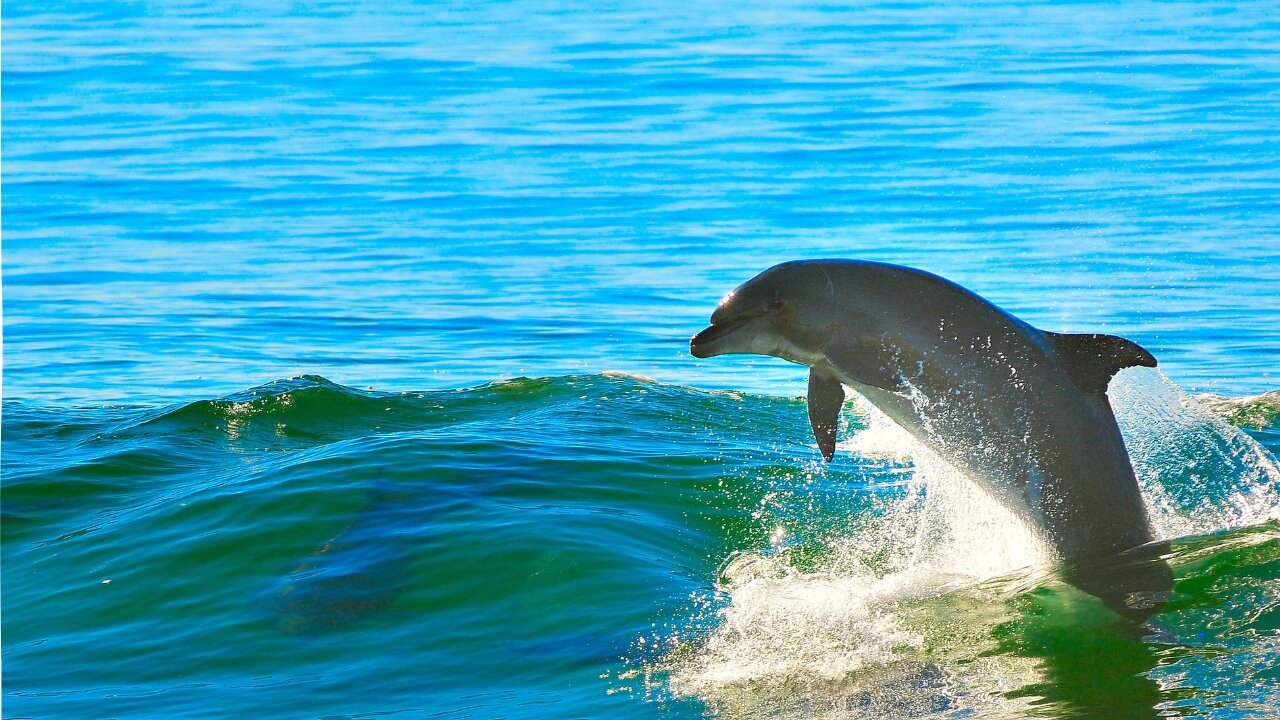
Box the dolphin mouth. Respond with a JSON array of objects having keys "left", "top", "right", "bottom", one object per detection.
[
  {"left": 690, "top": 308, "right": 767, "bottom": 358},
  {"left": 689, "top": 322, "right": 738, "bottom": 358}
]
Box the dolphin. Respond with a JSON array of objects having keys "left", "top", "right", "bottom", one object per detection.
[{"left": 690, "top": 259, "right": 1172, "bottom": 622}]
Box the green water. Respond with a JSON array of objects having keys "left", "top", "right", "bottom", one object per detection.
[{"left": 4, "top": 372, "right": 1278, "bottom": 718}]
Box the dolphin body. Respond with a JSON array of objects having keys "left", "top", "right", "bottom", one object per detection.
[{"left": 691, "top": 260, "right": 1172, "bottom": 621}]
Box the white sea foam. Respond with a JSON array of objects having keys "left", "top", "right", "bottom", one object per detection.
[
  {"left": 665, "top": 396, "right": 1051, "bottom": 715},
  {"left": 600, "top": 370, "right": 658, "bottom": 384},
  {"left": 663, "top": 368, "right": 1280, "bottom": 717}
]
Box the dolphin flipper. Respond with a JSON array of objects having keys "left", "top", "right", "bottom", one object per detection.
[
  {"left": 807, "top": 367, "right": 845, "bottom": 461},
  {"left": 1043, "top": 333, "right": 1157, "bottom": 394}
]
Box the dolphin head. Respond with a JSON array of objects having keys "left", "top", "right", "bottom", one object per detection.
[{"left": 689, "top": 262, "right": 837, "bottom": 365}]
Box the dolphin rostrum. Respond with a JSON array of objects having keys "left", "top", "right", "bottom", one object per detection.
[{"left": 690, "top": 260, "right": 1171, "bottom": 621}]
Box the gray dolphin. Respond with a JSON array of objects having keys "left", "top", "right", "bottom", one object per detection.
[{"left": 690, "top": 260, "right": 1171, "bottom": 621}]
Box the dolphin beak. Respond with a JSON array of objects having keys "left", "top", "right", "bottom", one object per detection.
[
  {"left": 691, "top": 304, "right": 775, "bottom": 358},
  {"left": 690, "top": 322, "right": 733, "bottom": 358}
]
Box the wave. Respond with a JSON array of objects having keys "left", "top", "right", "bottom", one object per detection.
[
  {"left": 5, "top": 372, "right": 1275, "bottom": 445},
  {"left": 645, "top": 368, "right": 1280, "bottom": 718},
  {"left": 4, "top": 372, "right": 1278, "bottom": 718},
  {"left": 4, "top": 370, "right": 1275, "bottom": 552},
  {"left": 1193, "top": 389, "right": 1280, "bottom": 429}
]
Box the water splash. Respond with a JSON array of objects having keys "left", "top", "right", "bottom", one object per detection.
[
  {"left": 659, "top": 372, "right": 1280, "bottom": 717},
  {"left": 841, "top": 396, "right": 1048, "bottom": 579},
  {"left": 661, "top": 394, "right": 1053, "bottom": 714},
  {"left": 1110, "top": 368, "right": 1280, "bottom": 540}
]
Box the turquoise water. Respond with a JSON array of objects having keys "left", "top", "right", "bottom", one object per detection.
[{"left": 4, "top": 1, "right": 1280, "bottom": 718}]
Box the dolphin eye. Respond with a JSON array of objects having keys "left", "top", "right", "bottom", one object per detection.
[{"left": 769, "top": 300, "right": 787, "bottom": 313}]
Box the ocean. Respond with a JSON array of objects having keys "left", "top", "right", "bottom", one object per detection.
[{"left": 3, "top": 1, "right": 1279, "bottom": 718}]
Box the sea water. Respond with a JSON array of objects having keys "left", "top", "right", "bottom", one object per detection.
[{"left": 4, "top": 1, "right": 1280, "bottom": 718}]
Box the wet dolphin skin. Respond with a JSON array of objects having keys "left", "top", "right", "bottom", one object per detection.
[{"left": 691, "top": 260, "right": 1172, "bottom": 621}]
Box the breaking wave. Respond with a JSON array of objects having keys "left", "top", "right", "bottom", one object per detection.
[{"left": 649, "top": 368, "right": 1280, "bottom": 719}]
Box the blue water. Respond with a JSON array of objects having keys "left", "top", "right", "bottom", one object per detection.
[{"left": 4, "top": 1, "right": 1280, "bottom": 718}]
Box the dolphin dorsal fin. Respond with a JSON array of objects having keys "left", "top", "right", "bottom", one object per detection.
[
  {"left": 1043, "top": 332, "right": 1157, "bottom": 394},
  {"left": 807, "top": 367, "right": 845, "bottom": 461}
]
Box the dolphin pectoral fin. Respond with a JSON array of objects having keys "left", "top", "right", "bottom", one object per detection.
[
  {"left": 1044, "top": 332, "right": 1157, "bottom": 394},
  {"left": 807, "top": 367, "right": 845, "bottom": 461}
]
